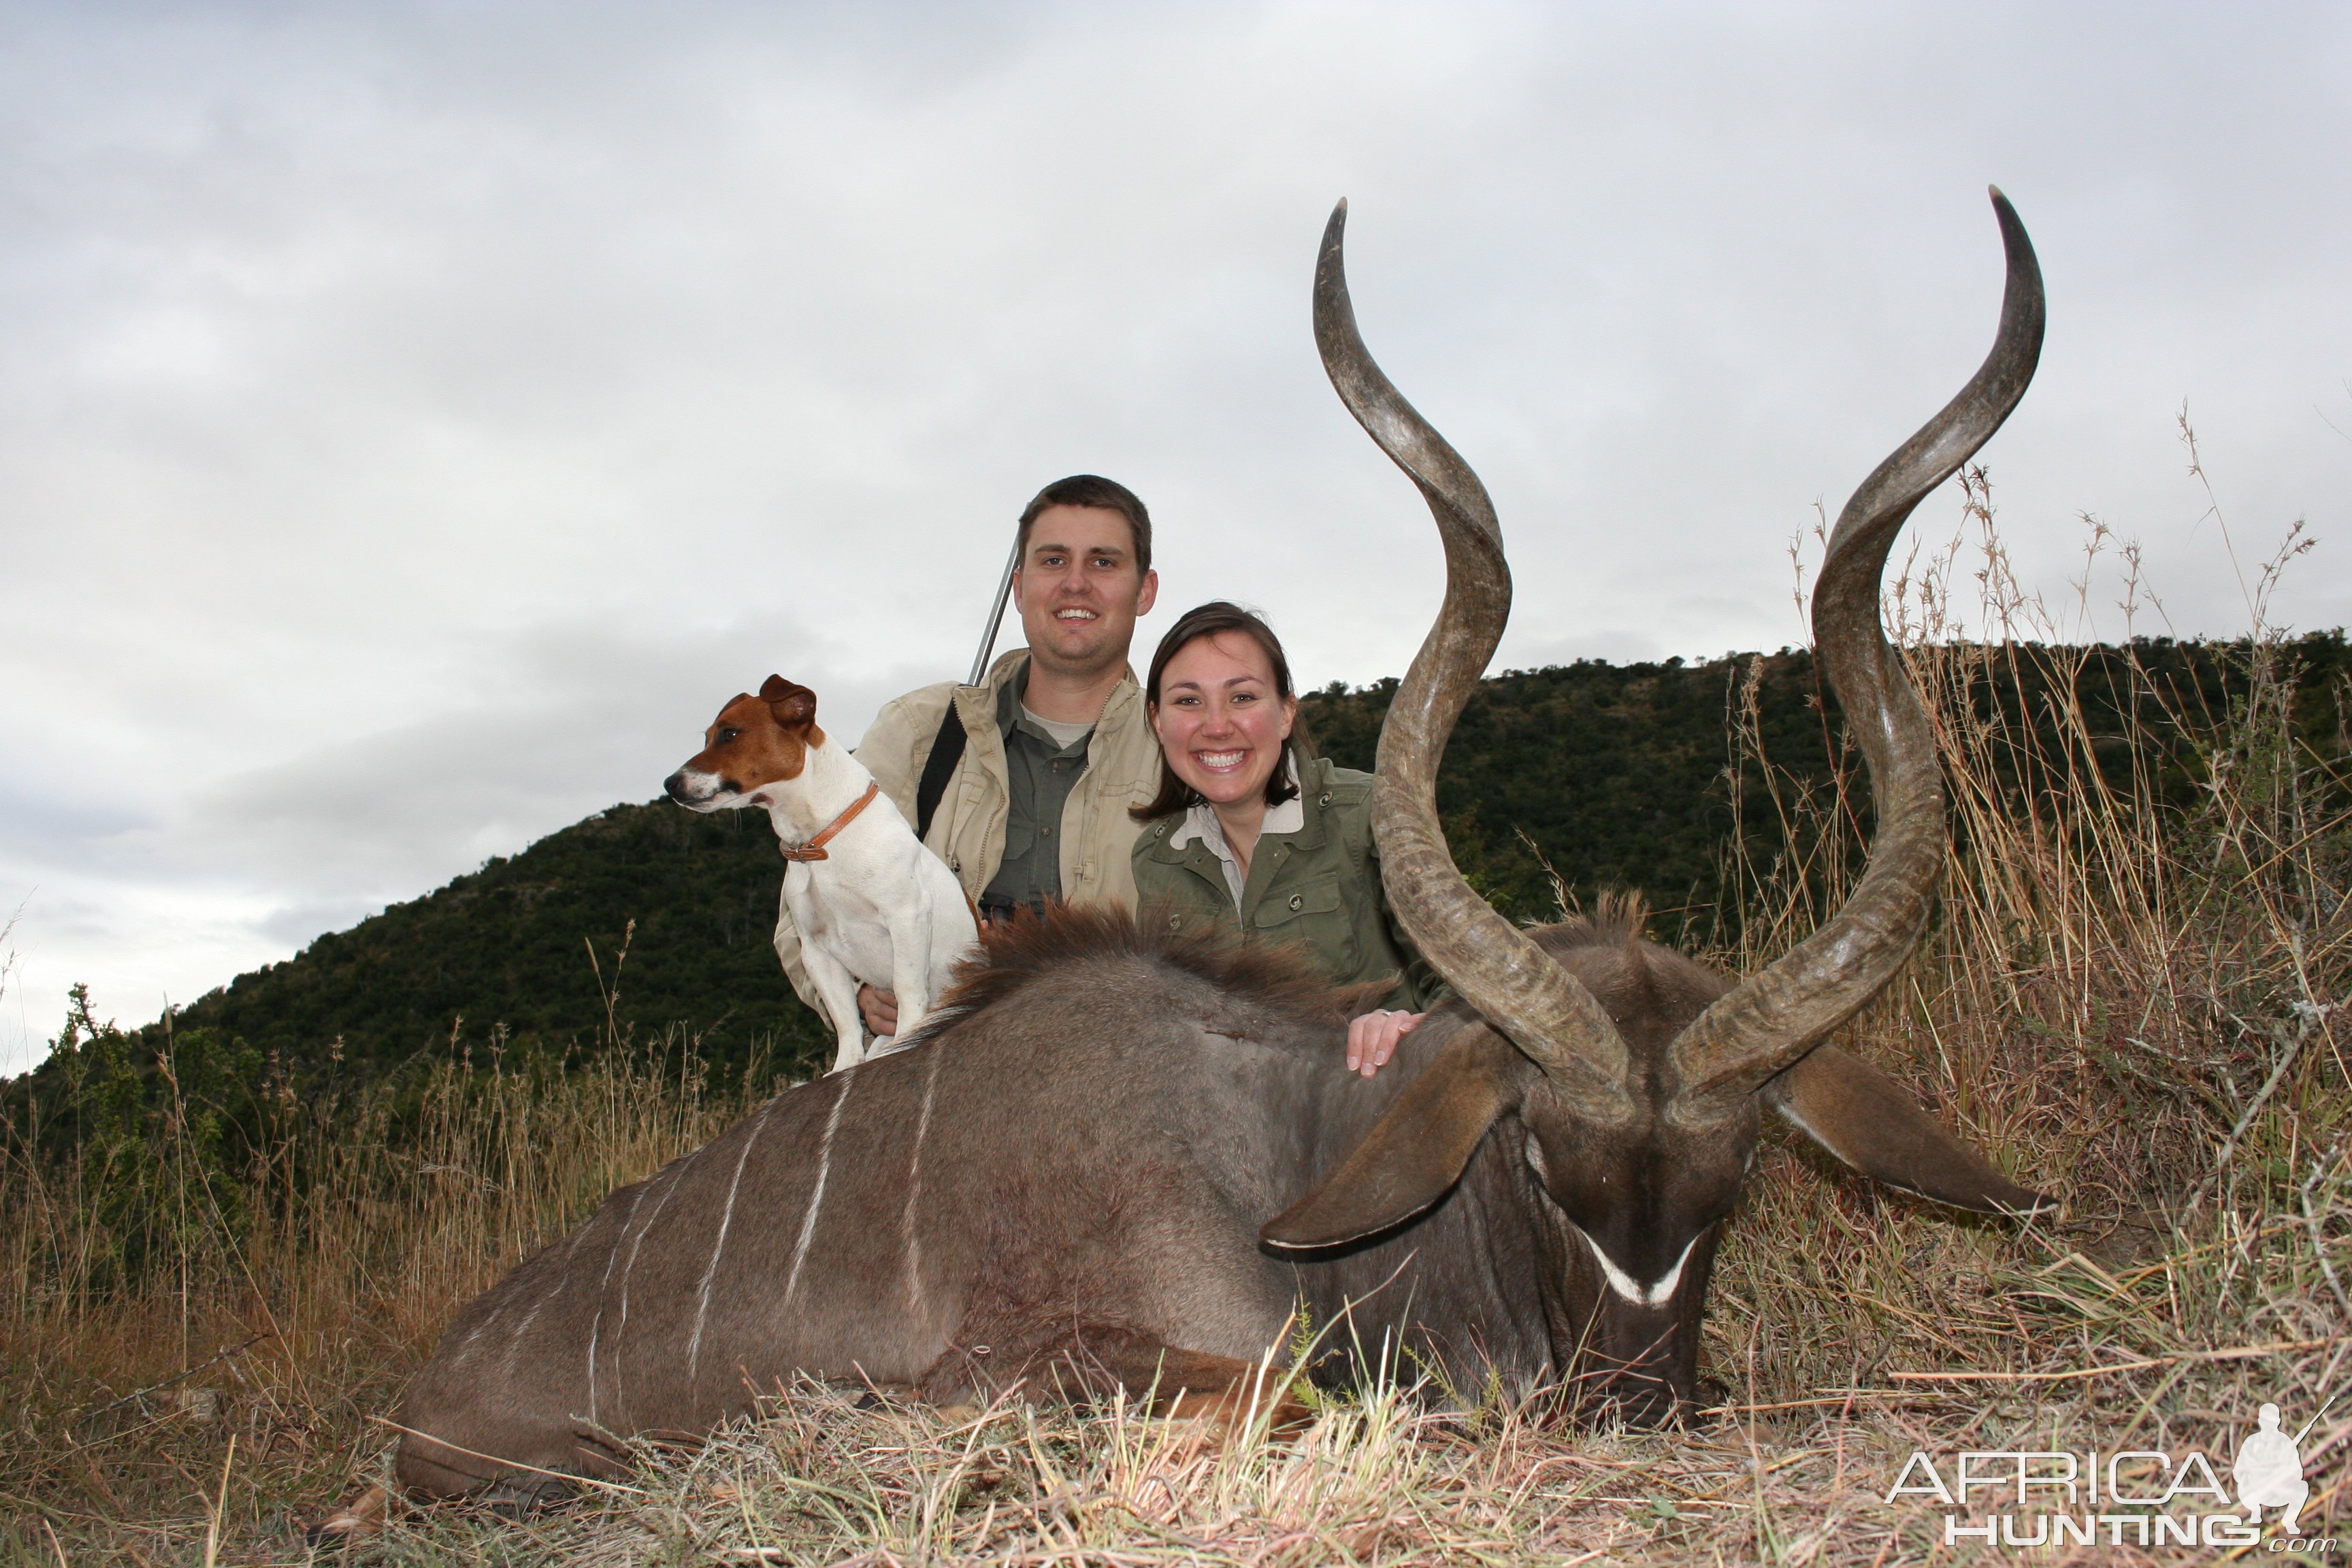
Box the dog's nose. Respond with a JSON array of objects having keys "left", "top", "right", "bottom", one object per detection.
[{"left": 663, "top": 772, "right": 689, "bottom": 800}]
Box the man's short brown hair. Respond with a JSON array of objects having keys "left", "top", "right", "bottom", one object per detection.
[{"left": 1016, "top": 474, "right": 1152, "bottom": 574}]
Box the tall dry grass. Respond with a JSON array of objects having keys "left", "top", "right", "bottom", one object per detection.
[
  {"left": 5, "top": 453, "right": 2349, "bottom": 1564},
  {"left": 1690, "top": 451, "right": 2352, "bottom": 1559},
  {"left": 0, "top": 1028, "right": 772, "bottom": 1564}
]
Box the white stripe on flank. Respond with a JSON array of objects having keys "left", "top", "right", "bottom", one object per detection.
[
  {"left": 902, "top": 1047, "right": 944, "bottom": 1312},
  {"left": 687, "top": 1099, "right": 777, "bottom": 1387},
  {"left": 1574, "top": 1228, "right": 1699, "bottom": 1309},
  {"left": 612, "top": 1148, "right": 697, "bottom": 1425},
  {"left": 506, "top": 1296, "right": 547, "bottom": 1373},
  {"left": 784, "top": 1068, "right": 857, "bottom": 1305},
  {"left": 504, "top": 1230, "right": 585, "bottom": 1376},
  {"left": 584, "top": 1188, "right": 648, "bottom": 1422},
  {"left": 461, "top": 1298, "right": 503, "bottom": 1357}
]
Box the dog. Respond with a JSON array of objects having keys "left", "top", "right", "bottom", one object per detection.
[{"left": 666, "top": 675, "right": 978, "bottom": 1073}]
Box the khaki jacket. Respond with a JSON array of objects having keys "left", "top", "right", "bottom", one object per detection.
[
  {"left": 772, "top": 649, "right": 1163, "bottom": 1030},
  {"left": 1130, "top": 755, "right": 1443, "bottom": 1012}
]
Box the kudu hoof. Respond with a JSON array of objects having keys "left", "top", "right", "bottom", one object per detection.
[{"left": 304, "top": 1482, "right": 389, "bottom": 1546}]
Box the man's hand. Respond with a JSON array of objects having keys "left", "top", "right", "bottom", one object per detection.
[
  {"left": 858, "top": 984, "right": 900, "bottom": 1036},
  {"left": 1345, "top": 1009, "right": 1424, "bottom": 1077}
]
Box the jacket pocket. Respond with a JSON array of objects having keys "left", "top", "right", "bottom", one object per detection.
[{"left": 1252, "top": 874, "right": 1360, "bottom": 979}]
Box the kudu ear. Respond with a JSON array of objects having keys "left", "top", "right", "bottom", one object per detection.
[
  {"left": 1262, "top": 1033, "right": 1527, "bottom": 1252},
  {"left": 760, "top": 676, "right": 817, "bottom": 728},
  {"left": 1764, "top": 1045, "right": 2053, "bottom": 1217}
]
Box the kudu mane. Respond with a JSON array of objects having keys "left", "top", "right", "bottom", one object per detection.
[
  {"left": 1523, "top": 894, "right": 1736, "bottom": 1058},
  {"left": 927, "top": 896, "right": 1721, "bottom": 1066},
  {"left": 920, "top": 902, "right": 1366, "bottom": 1040}
]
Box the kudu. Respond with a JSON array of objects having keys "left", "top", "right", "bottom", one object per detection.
[{"left": 392, "top": 191, "right": 2051, "bottom": 1499}]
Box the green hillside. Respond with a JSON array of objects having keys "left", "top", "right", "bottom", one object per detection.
[
  {"left": 150, "top": 800, "right": 834, "bottom": 1083},
  {"left": 16, "top": 634, "right": 2347, "bottom": 1101},
  {"left": 1303, "top": 635, "right": 2341, "bottom": 932}
]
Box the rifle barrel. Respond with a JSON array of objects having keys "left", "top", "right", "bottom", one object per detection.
[{"left": 967, "top": 537, "right": 1021, "bottom": 688}]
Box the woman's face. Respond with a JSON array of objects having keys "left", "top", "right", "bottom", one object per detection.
[{"left": 1151, "top": 631, "right": 1297, "bottom": 809}]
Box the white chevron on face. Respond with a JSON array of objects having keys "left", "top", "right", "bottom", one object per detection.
[{"left": 1573, "top": 1226, "right": 1698, "bottom": 1309}]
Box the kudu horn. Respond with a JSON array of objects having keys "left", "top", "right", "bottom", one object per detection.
[
  {"left": 1668, "top": 188, "right": 2046, "bottom": 1116},
  {"left": 1314, "top": 198, "right": 1635, "bottom": 1121}
]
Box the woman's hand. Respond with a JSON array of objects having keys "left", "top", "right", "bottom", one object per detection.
[
  {"left": 1345, "top": 1009, "right": 1424, "bottom": 1077},
  {"left": 858, "top": 984, "right": 900, "bottom": 1036}
]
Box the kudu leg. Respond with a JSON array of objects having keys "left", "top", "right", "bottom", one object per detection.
[
  {"left": 921, "top": 1326, "right": 1311, "bottom": 1439},
  {"left": 304, "top": 1483, "right": 389, "bottom": 1546},
  {"left": 1066, "top": 1329, "right": 1314, "bottom": 1437}
]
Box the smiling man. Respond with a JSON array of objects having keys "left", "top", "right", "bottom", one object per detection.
[{"left": 772, "top": 474, "right": 1164, "bottom": 1047}]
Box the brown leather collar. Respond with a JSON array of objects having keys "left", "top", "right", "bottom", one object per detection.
[{"left": 778, "top": 781, "right": 881, "bottom": 862}]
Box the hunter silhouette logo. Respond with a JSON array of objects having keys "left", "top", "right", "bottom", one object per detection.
[
  {"left": 1886, "top": 1392, "right": 2336, "bottom": 1550},
  {"left": 2234, "top": 1399, "right": 2323, "bottom": 1535}
]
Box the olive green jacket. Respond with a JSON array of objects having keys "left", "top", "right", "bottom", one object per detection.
[{"left": 1131, "top": 755, "right": 1443, "bottom": 1011}]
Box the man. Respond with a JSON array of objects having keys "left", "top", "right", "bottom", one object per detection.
[{"left": 773, "top": 474, "right": 1164, "bottom": 1048}]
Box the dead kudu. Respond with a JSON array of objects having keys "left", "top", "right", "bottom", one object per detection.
[{"left": 389, "top": 192, "right": 2052, "bottom": 1503}]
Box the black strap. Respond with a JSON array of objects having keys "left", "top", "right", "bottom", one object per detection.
[{"left": 914, "top": 698, "right": 968, "bottom": 843}]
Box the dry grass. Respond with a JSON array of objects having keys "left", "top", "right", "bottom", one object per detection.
[
  {"left": 0, "top": 1039, "right": 766, "bottom": 1565},
  {"left": 5, "top": 454, "right": 2350, "bottom": 1564}
]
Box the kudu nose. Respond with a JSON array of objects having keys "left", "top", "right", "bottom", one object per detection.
[
  {"left": 1574, "top": 1326, "right": 1699, "bottom": 1428},
  {"left": 1606, "top": 1377, "right": 1686, "bottom": 1429}
]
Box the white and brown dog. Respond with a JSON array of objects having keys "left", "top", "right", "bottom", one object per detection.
[{"left": 666, "top": 676, "right": 977, "bottom": 1073}]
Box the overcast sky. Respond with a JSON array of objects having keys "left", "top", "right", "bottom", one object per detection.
[{"left": 3, "top": 3, "right": 2347, "bottom": 1071}]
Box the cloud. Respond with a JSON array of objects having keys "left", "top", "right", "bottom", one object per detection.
[{"left": 3, "top": 1, "right": 2349, "bottom": 1068}]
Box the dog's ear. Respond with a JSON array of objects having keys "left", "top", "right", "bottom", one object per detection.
[{"left": 761, "top": 676, "right": 817, "bottom": 729}]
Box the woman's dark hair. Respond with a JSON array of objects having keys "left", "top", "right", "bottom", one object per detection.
[{"left": 1131, "top": 601, "right": 1314, "bottom": 823}]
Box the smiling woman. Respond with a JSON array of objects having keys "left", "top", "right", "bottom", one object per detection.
[{"left": 1130, "top": 602, "right": 1443, "bottom": 1075}]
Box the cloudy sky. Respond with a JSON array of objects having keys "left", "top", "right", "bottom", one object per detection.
[{"left": 3, "top": 3, "right": 2347, "bottom": 1071}]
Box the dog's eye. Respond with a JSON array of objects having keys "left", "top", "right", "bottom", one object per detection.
[{"left": 717, "top": 728, "right": 739, "bottom": 745}]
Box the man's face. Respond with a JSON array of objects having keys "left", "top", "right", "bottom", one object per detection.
[{"left": 1012, "top": 504, "right": 1158, "bottom": 679}]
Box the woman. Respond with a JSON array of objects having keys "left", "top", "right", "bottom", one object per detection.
[{"left": 1130, "top": 602, "right": 1437, "bottom": 1077}]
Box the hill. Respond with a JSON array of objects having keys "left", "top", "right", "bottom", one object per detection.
[
  {"left": 143, "top": 798, "right": 833, "bottom": 1083},
  {"left": 19, "top": 633, "right": 2348, "bottom": 1094},
  {"left": 1303, "top": 634, "right": 2344, "bottom": 932}
]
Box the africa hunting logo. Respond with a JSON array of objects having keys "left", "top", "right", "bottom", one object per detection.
[{"left": 1884, "top": 1396, "right": 2333, "bottom": 1552}]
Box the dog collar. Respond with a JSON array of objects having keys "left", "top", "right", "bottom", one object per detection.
[{"left": 778, "top": 781, "right": 881, "bottom": 862}]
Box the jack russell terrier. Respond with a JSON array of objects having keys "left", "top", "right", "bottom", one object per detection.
[{"left": 665, "top": 675, "right": 977, "bottom": 1074}]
